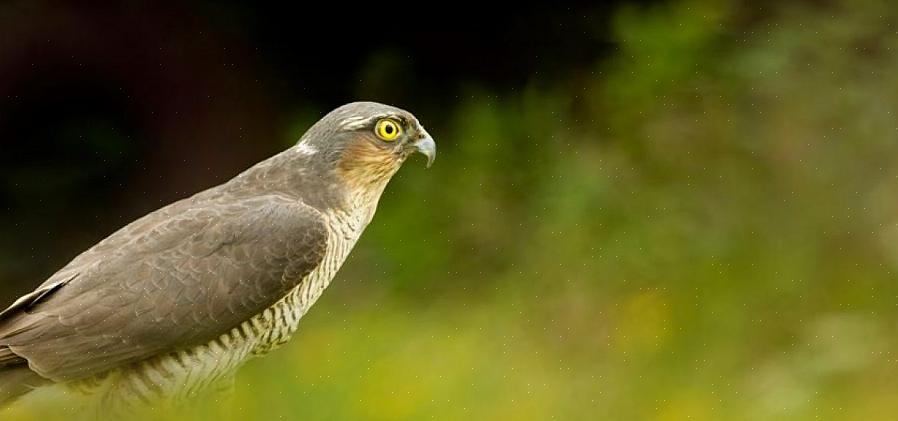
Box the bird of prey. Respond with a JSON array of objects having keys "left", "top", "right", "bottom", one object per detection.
[{"left": 0, "top": 102, "right": 435, "bottom": 413}]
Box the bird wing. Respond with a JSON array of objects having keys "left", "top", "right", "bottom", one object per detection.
[{"left": 0, "top": 194, "right": 328, "bottom": 382}]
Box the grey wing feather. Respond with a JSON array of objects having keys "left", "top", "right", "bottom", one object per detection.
[
  {"left": 0, "top": 194, "right": 328, "bottom": 382},
  {"left": 0, "top": 274, "right": 78, "bottom": 323}
]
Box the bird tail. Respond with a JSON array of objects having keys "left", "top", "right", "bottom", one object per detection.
[{"left": 0, "top": 365, "right": 47, "bottom": 407}]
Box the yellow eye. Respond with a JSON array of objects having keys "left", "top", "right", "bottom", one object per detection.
[{"left": 375, "top": 119, "right": 402, "bottom": 141}]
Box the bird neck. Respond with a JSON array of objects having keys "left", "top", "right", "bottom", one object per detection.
[{"left": 226, "top": 146, "right": 394, "bottom": 224}]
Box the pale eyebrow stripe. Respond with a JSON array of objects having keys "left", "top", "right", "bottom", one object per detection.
[
  {"left": 338, "top": 116, "right": 372, "bottom": 130},
  {"left": 339, "top": 113, "right": 408, "bottom": 131}
]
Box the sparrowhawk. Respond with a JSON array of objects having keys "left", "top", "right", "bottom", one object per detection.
[{"left": 0, "top": 102, "right": 436, "bottom": 413}]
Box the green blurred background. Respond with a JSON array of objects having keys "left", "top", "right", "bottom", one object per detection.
[{"left": 3, "top": 0, "right": 898, "bottom": 419}]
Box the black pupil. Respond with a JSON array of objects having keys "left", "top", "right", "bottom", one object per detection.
[{"left": 385, "top": 124, "right": 394, "bottom": 134}]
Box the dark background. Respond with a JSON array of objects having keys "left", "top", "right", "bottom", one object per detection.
[{"left": 0, "top": 0, "right": 638, "bottom": 298}]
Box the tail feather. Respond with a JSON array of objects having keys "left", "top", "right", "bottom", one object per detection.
[{"left": 0, "top": 365, "right": 48, "bottom": 407}]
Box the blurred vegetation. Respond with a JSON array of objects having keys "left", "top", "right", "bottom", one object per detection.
[{"left": 6, "top": 0, "right": 898, "bottom": 419}]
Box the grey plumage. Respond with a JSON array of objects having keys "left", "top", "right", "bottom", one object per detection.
[
  {"left": 0, "top": 102, "right": 435, "bottom": 411},
  {"left": 0, "top": 197, "right": 327, "bottom": 382}
]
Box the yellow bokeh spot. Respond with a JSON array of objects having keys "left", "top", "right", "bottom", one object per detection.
[{"left": 614, "top": 290, "right": 672, "bottom": 352}]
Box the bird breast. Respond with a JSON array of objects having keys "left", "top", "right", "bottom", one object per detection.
[{"left": 248, "top": 204, "right": 371, "bottom": 355}]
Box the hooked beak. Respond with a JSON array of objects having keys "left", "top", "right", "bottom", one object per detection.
[{"left": 411, "top": 135, "right": 436, "bottom": 168}]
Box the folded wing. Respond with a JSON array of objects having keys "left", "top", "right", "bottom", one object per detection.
[{"left": 0, "top": 194, "right": 327, "bottom": 382}]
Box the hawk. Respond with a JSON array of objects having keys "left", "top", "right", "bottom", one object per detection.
[{"left": 0, "top": 102, "right": 435, "bottom": 412}]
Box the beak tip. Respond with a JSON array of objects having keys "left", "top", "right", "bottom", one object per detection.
[{"left": 415, "top": 136, "right": 436, "bottom": 169}]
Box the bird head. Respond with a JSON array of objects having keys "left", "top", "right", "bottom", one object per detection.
[{"left": 294, "top": 102, "right": 435, "bottom": 193}]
